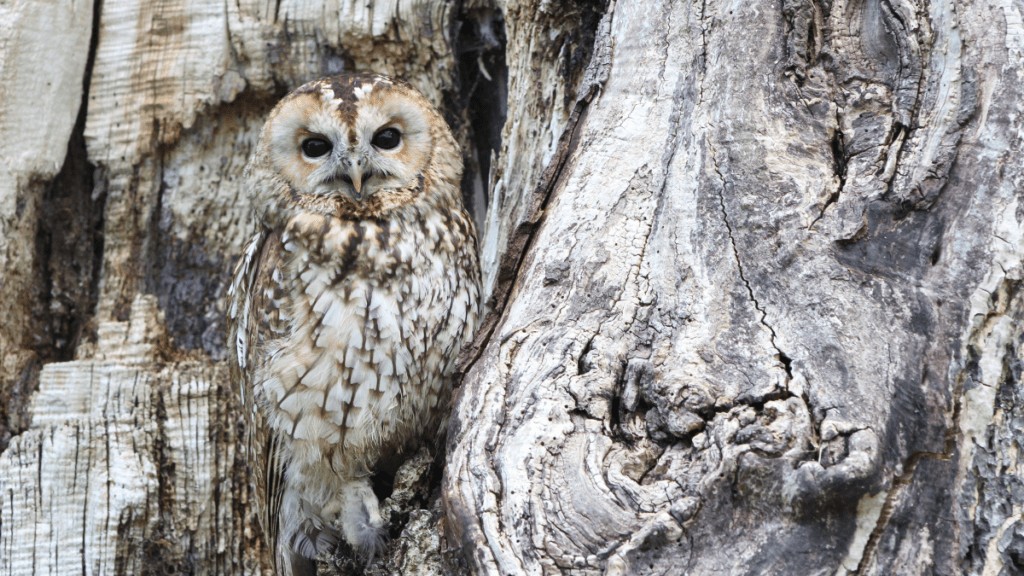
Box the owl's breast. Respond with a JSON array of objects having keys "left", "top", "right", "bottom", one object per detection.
[{"left": 255, "top": 206, "right": 479, "bottom": 473}]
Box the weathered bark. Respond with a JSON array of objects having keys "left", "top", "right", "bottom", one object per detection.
[
  {"left": 1, "top": 0, "right": 1021, "bottom": 575},
  {"left": 446, "top": 0, "right": 1024, "bottom": 575}
]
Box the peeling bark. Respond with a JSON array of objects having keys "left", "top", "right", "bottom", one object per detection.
[{"left": 1, "top": 0, "right": 1022, "bottom": 575}]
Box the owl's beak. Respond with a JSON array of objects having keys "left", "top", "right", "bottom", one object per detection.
[
  {"left": 338, "top": 157, "right": 367, "bottom": 200},
  {"left": 347, "top": 165, "right": 364, "bottom": 197}
]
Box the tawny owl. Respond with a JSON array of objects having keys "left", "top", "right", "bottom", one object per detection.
[{"left": 227, "top": 73, "right": 480, "bottom": 575}]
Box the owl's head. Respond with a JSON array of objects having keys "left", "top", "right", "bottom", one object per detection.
[{"left": 254, "top": 74, "right": 459, "bottom": 214}]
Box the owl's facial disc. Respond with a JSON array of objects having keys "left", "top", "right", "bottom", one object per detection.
[
  {"left": 296, "top": 119, "right": 423, "bottom": 202},
  {"left": 265, "top": 78, "right": 435, "bottom": 205}
]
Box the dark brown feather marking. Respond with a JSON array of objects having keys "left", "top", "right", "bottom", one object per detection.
[{"left": 333, "top": 220, "right": 365, "bottom": 282}]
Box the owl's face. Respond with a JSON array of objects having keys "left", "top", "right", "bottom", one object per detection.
[{"left": 261, "top": 75, "right": 438, "bottom": 205}]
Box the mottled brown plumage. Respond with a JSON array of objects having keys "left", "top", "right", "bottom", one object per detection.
[{"left": 227, "top": 74, "right": 480, "bottom": 575}]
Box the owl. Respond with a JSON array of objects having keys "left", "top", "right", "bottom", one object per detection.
[{"left": 227, "top": 73, "right": 480, "bottom": 575}]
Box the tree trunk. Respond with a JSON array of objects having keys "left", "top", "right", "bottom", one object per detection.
[
  {"left": 1, "top": 1, "right": 1022, "bottom": 575},
  {"left": 449, "top": 0, "right": 1024, "bottom": 574}
]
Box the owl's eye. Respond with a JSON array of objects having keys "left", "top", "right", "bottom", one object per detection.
[
  {"left": 301, "top": 137, "right": 332, "bottom": 158},
  {"left": 371, "top": 128, "right": 401, "bottom": 150}
]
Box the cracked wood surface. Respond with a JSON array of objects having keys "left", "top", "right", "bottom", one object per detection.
[
  {"left": 0, "top": 0, "right": 95, "bottom": 449},
  {"left": 1, "top": 297, "right": 251, "bottom": 575},
  {"left": 446, "top": 0, "right": 1024, "bottom": 574}
]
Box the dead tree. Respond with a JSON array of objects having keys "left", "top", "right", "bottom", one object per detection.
[{"left": 1, "top": 1, "right": 1021, "bottom": 574}]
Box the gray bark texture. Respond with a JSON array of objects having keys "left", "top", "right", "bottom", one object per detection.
[{"left": 0, "top": 0, "right": 1022, "bottom": 575}]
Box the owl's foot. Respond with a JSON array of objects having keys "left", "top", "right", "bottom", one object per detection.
[{"left": 335, "top": 479, "right": 386, "bottom": 562}]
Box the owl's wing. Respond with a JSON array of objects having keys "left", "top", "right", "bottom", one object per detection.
[{"left": 227, "top": 228, "right": 289, "bottom": 569}]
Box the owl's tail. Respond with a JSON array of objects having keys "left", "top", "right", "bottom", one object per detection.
[
  {"left": 289, "top": 513, "right": 342, "bottom": 559},
  {"left": 282, "top": 550, "right": 317, "bottom": 576}
]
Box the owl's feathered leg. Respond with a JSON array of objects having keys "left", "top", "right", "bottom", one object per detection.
[{"left": 331, "top": 478, "right": 386, "bottom": 561}]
